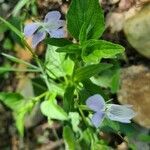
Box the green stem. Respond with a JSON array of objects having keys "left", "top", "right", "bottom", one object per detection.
[
  {"left": 36, "top": 59, "right": 51, "bottom": 91},
  {"left": 22, "top": 39, "right": 51, "bottom": 91},
  {"left": 75, "top": 101, "right": 89, "bottom": 127},
  {"left": 33, "top": 91, "right": 48, "bottom": 102},
  {"left": 79, "top": 105, "right": 91, "bottom": 111},
  {"left": 45, "top": 66, "right": 63, "bottom": 83}
]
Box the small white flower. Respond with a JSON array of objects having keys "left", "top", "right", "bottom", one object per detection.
[{"left": 86, "top": 94, "right": 136, "bottom": 128}]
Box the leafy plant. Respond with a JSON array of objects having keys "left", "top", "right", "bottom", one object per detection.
[{"left": 0, "top": 0, "right": 137, "bottom": 149}]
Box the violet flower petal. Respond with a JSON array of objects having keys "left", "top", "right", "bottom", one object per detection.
[
  {"left": 51, "top": 20, "right": 65, "bottom": 29},
  {"left": 106, "top": 104, "right": 136, "bottom": 123},
  {"left": 49, "top": 28, "right": 65, "bottom": 38},
  {"left": 86, "top": 94, "right": 105, "bottom": 112},
  {"left": 32, "top": 31, "right": 46, "bottom": 48},
  {"left": 44, "top": 20, "right": 65, "bottom": 33},
  {"left": 24, "top": 23, "right": 39, "bottom": 37},
  {"left": 44, "top": 11, "right": 61, "bottom": 23},
  {"left": 91, "top": 112, "right": 105, "bottom": 128},
  {"left": 55, "top": 20, "right": 65, "bottom": 28}
]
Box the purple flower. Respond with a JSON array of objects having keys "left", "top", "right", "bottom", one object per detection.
[
  {"left": 24, "top": 11, "right": 65, "bottom": 48},
  {"left": 86, "top": 94, "right": 136, "bottom": 128}
]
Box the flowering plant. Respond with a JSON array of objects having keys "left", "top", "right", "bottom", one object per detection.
[
  {"left": 24, "top": 11, "right": 65, "bottom": 48},
  {"left": 0, "top": 0, "right": 137, "bottom": 149},
  {"left": 86, "top": 94, "right": 136, "bottom": 128}
]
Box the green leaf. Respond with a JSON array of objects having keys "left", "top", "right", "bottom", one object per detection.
[
  {"left": 14, "top": 101, "right": 33, "bottom": 137},
  {"left": 0, "top": 16, "right": 24, "bottom": 39},
  {"left": 33, "top": 76, "right": 65, "bottom": 97},
  {"left": 101, "top": 119, "right": 136, "bottom": 137},
  {"left": 101, "top": 118, "right": 120, "bottom": 133},
  {"left": 82, "top": 80, "right": 104, "bottom": 95},
  {"left": 2, "top": 53, "right": 38, "bottom": 69},
  {"left": 32, "top": 77, "right": 47, "bottom": 96},
  {"left": 56, "top": 44, "right": 81, "bottom": 54},
  {"left": 0, "top": 92, "right": 33, "bottom": 136},
  {"left": 62, "top": 58, "right": 75, "bottom": 76},
  {"left": 82, "top": 40, "right": 125, "bottom": 63},
  {"left": 45, "top": 38, "right": 72, "bottom": 47},
  {"left": 80, "top": 80, "right": 106, "bottom": 103},
  {"left": 79, "top": 0, "right": 104, "bottom": 43},
  {"left": 67, "top": 0, "right": 88, "bottom": 40},
  {"left": 40, "top": 94, "right": 68, "bottom": 121},
  {"left": 67, "top": 0, "right": 104, "bottom": 41},
  {"left": 48, "top": 83, "right": 65, "bottom": 97},
  {"left": 81, "top": 129, "right": 91, "bottom": 148},
  {"left": 45, "top": 45, "right": 74, "bottom": 79},
  {"left": 92, "top": 142, "right": 110, "bottom": 150},
  {"left": 0, "top": 66, "right": 9, "bottom": 74},
  {"left": 63, "top": 85, "right": 75, "bottom": 112},
  {"left": 69, "top": 112, "right": 81, "bottom": 133},
  {"left": 12, "top": 0, "right": 30, "bottom": 16},
  {"left": 63, "top": 126, "right": 76, "bottom": 150},
  {"left": 0, "top": 92, "right": 24, "bottom": 111},
  {"left": 91, "top": 67, "right": 121, "bottom": 93},
  {"left": 74, "top": 63, "right": 113, "bottom": 81},
  {"left": 91, "top": 71, "right": 111, "bottom": 88},
  {"left": 110, "top": 69, "right": 120, "bottom": 93},
  {"left": 3, "top": 38, "right": 13, "bottom": 50},
  {"left": 14, "top": 111, "right": 25, "bottom": 137}
]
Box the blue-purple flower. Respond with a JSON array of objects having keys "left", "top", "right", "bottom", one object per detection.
[
  {"left": 24, "top": 11, "right": 65, "bottom": 48},
  {"left": 86, "top": 94, "right": 136, "bottom": 128}
]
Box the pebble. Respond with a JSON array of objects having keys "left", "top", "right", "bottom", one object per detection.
[
  {"left": 123, "top": 4, "right": 150, "bottom": 58},
  {"left": 118, "top": 65, "right": 150, "bottom": 128}
]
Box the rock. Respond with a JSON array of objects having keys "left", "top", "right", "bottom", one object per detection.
[
  {"left": 123, "top": 4, "right": 150, "bottom": 58},
  {"left": 118, "top": 65, "right": 150, "bottom": 128}
]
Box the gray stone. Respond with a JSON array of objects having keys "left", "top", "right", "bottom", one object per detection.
[
  {"left": 123, "top": 4, "right": 150, "bottom": 58},
  {"left": 118, "top": 65, "right": 150, "bottom": 128}
]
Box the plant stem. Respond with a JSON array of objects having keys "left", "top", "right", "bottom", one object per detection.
[
  {"left": 36, "top": 59, "right": 51, "bottom": 91},
  {"left": 75, "top": 101, "right": 89, "bottom": 127},
  {"left": 79, "top": 105, "right": 91, "bottom": 111},
  {"left": 33, "top": 91, "right": 48, "bottom": 102},
  {"left": 23, "top": 39, "right": 51, "bottom": 91}
]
